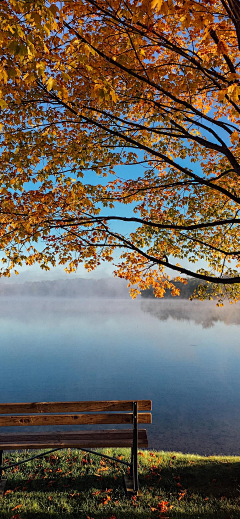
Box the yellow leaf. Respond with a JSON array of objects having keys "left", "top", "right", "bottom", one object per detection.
[
  {"left": 0, "top": 99, "right": 8, "bottom": 109},
  {"left": 46, "top": 77, "right": 55, "bottom": 91},
  {"left": 110, "top": 90, "right": 118, "bottom": 103},
  {"left": 218, "top": 89, "right": 226, "bottom": 102},
  {"left": 49, "top": 4, "right": 58, "bottom": 16},
  {"left": 228, "top": 84, "right": 240, "bottom": 103},
  {"left": 43, "top": 24, "right": 50, "bottom": 37},
  {"left": 217, "top": 40, "right": 228, "bottom": 56},
  {"left": 230, "top": 130, "right": 239, "bottom": 144},
  {"left": 36, "top": 62, "right": 46, "bottom": 76},
  {"left": 151, "top": 0, "right": 163, "bottom": 10},
  {"left": 0, "top": 68, "right": 8, "bottom": 83}
]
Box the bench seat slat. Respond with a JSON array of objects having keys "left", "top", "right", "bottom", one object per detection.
[
  {"left": 0, "top": 400, "right": 152, "bottom": 414},
  {"left": 0, "top": 429, "right": 148, "bottom": 449},
  {"left": 0, "top": 413, "right": 151, "bottom": 427}
]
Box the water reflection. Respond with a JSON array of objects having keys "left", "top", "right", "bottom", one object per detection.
[{"left": 141, "top": 299, "right": 240, "bottom": 328}]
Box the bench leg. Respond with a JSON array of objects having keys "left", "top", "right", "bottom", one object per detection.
[
  {"left": 124, "top": 402, "right": 139, "bottom": 496},
  {"left": 130, "top": 447, "right": 133, "bottom": 478},
  {"left": 0, "top": 450, "right": 7, "bottom": 498},
  {"left": 132, "top": 402, "right": 139, "bottom": 493}
]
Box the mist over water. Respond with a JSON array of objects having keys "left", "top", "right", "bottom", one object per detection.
[
  {"left": 1, "top": 295, "right": 240, "bottom": 456},
  {"left": 141, "top": 298, "right": 240, "bottom": 328}
]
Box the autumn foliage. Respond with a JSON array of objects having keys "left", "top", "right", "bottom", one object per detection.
[{"left": 0, "top": 0, "right": 240, "bottom": 301}]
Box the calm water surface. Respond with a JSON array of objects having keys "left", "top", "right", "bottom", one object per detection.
[{"left": 1, "top": 296, "right": 240, "bottom": 456}]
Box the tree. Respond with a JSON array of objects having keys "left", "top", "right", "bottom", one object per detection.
[{"left": 0, "top": 0, "right": 240, "bottom": 302}]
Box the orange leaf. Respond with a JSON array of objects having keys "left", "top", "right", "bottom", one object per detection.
[{"left": 11, "top": 505, "right": 22, "bottom": 511}]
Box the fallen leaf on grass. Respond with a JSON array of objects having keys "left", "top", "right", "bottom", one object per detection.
[
  {"left": 178, "top": 491, "right": 187, "bottom": 501},
  {"left": 97, "top": 467, "right": 109, "bottom": 472},
  {"left": 11, "top": 505, "right": 22, "bottom": 511},
  {"left": 101, "top": 495, "right": 111, "bottom": 505},
  {"left": 158, "top": 500, "right": 169, "bottom": 512}
]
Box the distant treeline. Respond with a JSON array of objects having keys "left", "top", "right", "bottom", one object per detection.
[
  {"left": 0, "top": 277, "right": 129, "bottom": 298},
  {"left": 141, "top": 278, "right": 203, "bottom": 299},
  {"left": 0, "top": 276, "right": 208, "bottom": 299}
]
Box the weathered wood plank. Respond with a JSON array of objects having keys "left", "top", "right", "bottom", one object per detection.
[
  {"left": 0, "top": 400, "right": 152, "bottom": 414},
  {"left": 0, "top": 429, "right": 147, "bottom": 441},
  {"left": 0, "top": 439, "right": 148, "bottom": 449},
  {"left": 0, "top": 413, "right": 151, "bottom": 427},
  {"left": 0, "top": 429, "right": 148, "bottom": 449}
]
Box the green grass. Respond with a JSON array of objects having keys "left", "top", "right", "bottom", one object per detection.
[{"left": 1, "top": 448, "right": 240, "bottom": 518}]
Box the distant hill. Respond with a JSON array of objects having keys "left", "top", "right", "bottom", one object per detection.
[{"left": 0, "top": 277, "right": 130, "bottom": 298}]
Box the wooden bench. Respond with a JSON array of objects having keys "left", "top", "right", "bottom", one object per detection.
[{"left": 0, "top": 399, "right": 152, "bottom": 496}]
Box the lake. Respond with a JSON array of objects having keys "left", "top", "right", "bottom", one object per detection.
[{"left": 1, "top": 296, "right": 240, "bottom": 456}]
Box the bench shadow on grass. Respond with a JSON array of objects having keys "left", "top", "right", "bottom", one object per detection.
[
  {"left": 3, "top": 458, "right": 240, "bottom": 518},
  {"left": 5, "top": 472, "right": 121, "bottom": 493}
]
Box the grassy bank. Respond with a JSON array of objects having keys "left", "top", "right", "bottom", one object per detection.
[{"left": 1, "top": 448, "right": 240, "bottom": 518}]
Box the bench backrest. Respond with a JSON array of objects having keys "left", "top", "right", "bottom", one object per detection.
[{"left": 0, "top": 400, "right": 152, "bottom": 427}]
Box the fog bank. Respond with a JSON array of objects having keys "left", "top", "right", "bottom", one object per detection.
[{"left": 0, "top": 277, "right": 129, "bottom": 298}]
